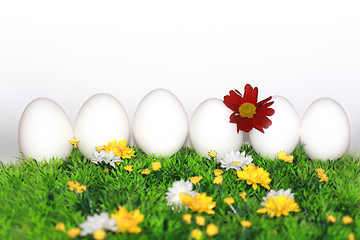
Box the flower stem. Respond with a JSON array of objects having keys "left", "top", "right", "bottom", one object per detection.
[
  {"left": 229, "top": 204, "right": 239, "bottom": 217},
  {"left": 74, "top": 189, "right": 89, "bottom": 214}
]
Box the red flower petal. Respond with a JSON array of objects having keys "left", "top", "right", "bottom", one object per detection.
[
  {"left": 256, "top": 96, "right": 272, "bottom": 107},
  {"left": 229, "top": 90, "right": 242, "bottom": 106},
  {"left": 258, "top": 101, "right": 274, "bottom": 110},
  {"left": 253, "top": 116, "right": 272, "bottom": 131},
  {"left": 256, "top": 106, "right": 275, "bottom": 116},
  {"left": 224, "top": 97, "right": 239, "bottom": 112},
  {"left": 232, "top": 117, "right": 253, "bottom": 133},
  {"left": 224, "top": 90, "right": 243, "bottom": 112},
  {"left": 244, "top": 84, "right": 258, "bottom": 104},
  {"left": 229, "top": 112, "right": 238, "bottom": 122}
]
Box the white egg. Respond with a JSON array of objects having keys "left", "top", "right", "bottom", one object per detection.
[
  {"left": 74, "top": 93, "right": 130, "bottom": 159},
  {"left": 133, "top": 88, "right": 188, "bottom": 157},
  {"left": 249, "top": 96, "right": 300, "bottom": 159},
  {"left": 300, "top": 97, "right": 350, "bottom": 161},
  {"left": 18, "top": 98, "right": 74, "bottom": 162},
  {"left": 189, "top": 98, "right": 243, "bottom": 158}
]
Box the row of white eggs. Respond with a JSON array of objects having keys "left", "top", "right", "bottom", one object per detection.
[{"left": 18, "top": 88, "right": 351, "bottom": 162}]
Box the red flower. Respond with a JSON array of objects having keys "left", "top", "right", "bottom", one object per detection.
[{"left": 223, "top": 84, "right": 275, "bottom": 133}]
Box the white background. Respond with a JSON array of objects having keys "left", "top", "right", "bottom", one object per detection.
[{"left": 1, "top": 1, "right": 359, "bottom": 164}]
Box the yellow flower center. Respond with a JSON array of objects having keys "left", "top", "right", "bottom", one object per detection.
[
  {"left": 239, "top": 103, "right": 257, "bottom": 118},
  {"left": 67, "top": 228, "right": 81, "bottom": 239},
  {"left": 93, "top": 230, "right": 107, "bottom": 240}
]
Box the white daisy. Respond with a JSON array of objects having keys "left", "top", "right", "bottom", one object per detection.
[
  {"left": 90, "top": 150, "right": 123, "bottom": 168},
  {"left": 218, "top": 151, "right": 253, "bottom": 171},
  {"left": 165, "top": 179, "right": 197, "bottom": 210},
  {"left": 261, "top": 188, "right": 295, "bottom": 206},
  {"left": 79, "top": 212, "right": 118, "bottom": 236}
]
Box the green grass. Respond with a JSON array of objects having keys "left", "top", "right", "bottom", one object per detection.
[{"left": 0, "top": 145, "right": 359, "bottom": 240}]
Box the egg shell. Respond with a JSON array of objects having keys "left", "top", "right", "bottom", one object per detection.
[
  {"left": 18, "top": 98, "right": 74, "bottom": 162},
  {"left": 300, "top": 97, "right": 350, "bottom": 161},
  {"left": 249, "top": 96, "right": 300, "bottom": 159},
  {"left": 189, "top": 98, "right": 243, "bottom": 158},
  {"left": 133, "top": 88, "right": 188, "bottom": 157},
  {"left": 74, "top": 93, "right": 130, "bottom": 159}
]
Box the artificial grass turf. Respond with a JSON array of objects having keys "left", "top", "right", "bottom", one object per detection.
[{"left": 0, "top": 145, "right": 359, "bottom": 240}]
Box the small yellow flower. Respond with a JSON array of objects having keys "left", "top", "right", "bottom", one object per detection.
[
  {"left": 77, "top": 185, "right": 87, "bottom": 194},
  {"left": 277, "top": 151, "right": 294, "bottom": 163},
  {"left": 284, "top": 155, "right": 294, "bottom": 163},
  {"left": 111, "top": 206, "right": 145, "bottom": 234},
  {"left": 236, "top": 165, "right": 271, "bottom": 190},
  {"left": 319, "top": 174, "right": 328, "bottom": 182},
  {"left": 180, "top": 192, "right": 216, "bottom": 215},
  {"left": 277, "top": 151, "right": 287, "bottom": 160},
  {"left": 183, "top": 214, "right": 192, "bottom": 224},
  {"left": 67, "top": 181, "right": 87, "bottom": 194},
  {"left": 67, "top": 227, "right": 81, "bottom": 239},
  {"left": 151, "top": 162, "right": 162, "bottom": 171},
  {"left": 104, "top": 168, "right": 109, "bottom": 174},
  {"left": 209, "top": 150, "right": 217, "bottom": 158},
  {"left": 214, "top": 169, "right": 223, "bottom": 176},
  {"left": 141, "top": 169, "right": 151, "bottom": 175},
  {"left": 69, "top": 139, "right": 80, "bottom": 149},
  {"left": 326, "top": 214, "right": 336, "bottom": 223},
  {"left": 190, "top": 176, "right": 203, "bottom": 185},
  {"left": 190, "top": 229, "right": 202, "bottom": 240},
  {"left": 239, "top": 192, "right": 247, "bottom": 202},
  {"left": 223, "top": 197, "right": 235, "bottom": 205},
  {"left": 124, "top": 165, "right": 133, "bottom": 172},
  {"left": 93, "top": 229, "right": 107, "bottom": 240},
  {"left": 195, "top": 216, "right": 206, "bottom": 226},
  {"left": 348, "top": 232, "right": 355, "bottom": 240},
  {"left": 54, "top": 222, "right": 66, "bottom": 231},
  {"left": 206, "top": 223, "right": 219, "bottom": 237},
  {"left": 342, "top": 216, "right": 353, "bottom": 225},
  {"left": 240, "top": 220, "right": 252, "bottom": 228},
  {"left": 257, "top": 195, "right": 301, "bottom": 218},
  {"left": 316, "top": 168, "right": 329, "bottom": 182},
  {"left": 232, "top": 161, "right": 241, "bottom": 165},
  {"left": 315, "top": 168, "right": 325, "bottom": 176},
  {"left": 213, "top": 176, "right": 223, "bottom": 185},
  {"left": 96, "top": 146, "right": 104, "bottom": 152},
  {"left": 67, "top": 181, "right": 78, "bottom": 191},
  {"left": 102, "top": 139, "right": 135, "bottom": 158}
]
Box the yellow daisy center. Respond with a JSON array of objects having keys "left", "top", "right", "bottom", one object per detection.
[
  {"left": 239, "top": 103, "right": 257, "bottom": 118},
  {"left": 93, "top": 229, "right": 107, "bottom": 240}
]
